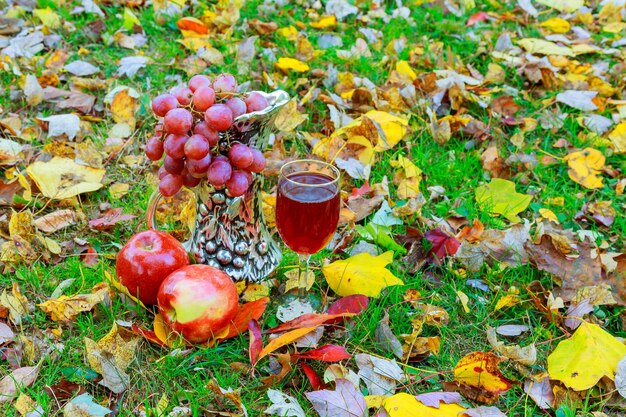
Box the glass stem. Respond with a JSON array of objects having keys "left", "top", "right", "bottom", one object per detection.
[{"left": 298, "top": 254, "right": 311, "bottom": 298}]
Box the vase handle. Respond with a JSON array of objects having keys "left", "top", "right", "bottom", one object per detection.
[{"left": 146, "top": 189, "right": 162, "bottom": 230}]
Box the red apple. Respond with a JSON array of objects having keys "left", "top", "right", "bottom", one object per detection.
[
  {"left": 157, "top": 264, "right": 239, "bottom": 344},
  {"left": 116, "top": 230, "right": 190, "bottom": 305}
]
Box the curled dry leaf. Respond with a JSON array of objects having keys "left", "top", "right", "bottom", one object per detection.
[
  {"left": 39, "top": 282, "right": 113, "bottom": 322},
  {"left": 486, "top": 327, "right": 536, "bottom": 365}
]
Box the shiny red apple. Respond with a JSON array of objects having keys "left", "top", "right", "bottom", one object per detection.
[
  {"left": 157, "top": 264, "right": 239, "bottom": 344},
  {"left": 116, "top": 230, "right": 190, "bottom": 305}
]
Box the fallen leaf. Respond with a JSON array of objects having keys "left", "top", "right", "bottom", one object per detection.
[
  {"left": 523, "top": 375, "right": 554, "bottom": 409},
  {"left": 556, "top": 90, "right": 598, "bottom": 112},
  {"left": 0, "top": 322, "right": 14, "bottom": 344},
  {"left": 275, "top": 57, "right": 310, "bottom": 73},
  {"left": 563, "top": 148, "right": 605, "bottom": 189},
  {"left": 38, "top": 114, "right": 81, "bottom": 139},
  {"left": 258, "top": 327, "right": 317, "bottom": 360},
  {"left": 475, "top": 178, "right": 532, "bottom": 222},
  {"left": 219, "top": 297, "right": 269, "bottom": 340},
  {"left": 265, "top": 389, "right": 306, "bottom": 417},
  {"left": 547, "top": 322, "right": 626, "bottom": 390},
  {"left": 322, "top": 251, "right": 403, "bottom": 297},
  {"left": 487, "top": 327, "right": 536, "bottom": 365},
  {"left": 38, "top": 283, "right": 113, "bottom": 322},
  {"left": 88, "top": 208, "right": 136, "bottom": 230},
  {"left": 0, "top": 366, "right": 39, "bottom": 404},
  {"left": 463, "top": 406, "right": 507, "bottom": 417},
  {"left": 27, "top": 157, "right": 106, "bottom": 200},
  {"left": 495, "top": 325, "right": 529, "bottom": 336},
  {"left": 302, "top": 362, "right": 325, "bottom": 390},
  {"left": 0, "top": 283, "right": 30, "bottom": 325},
  {"left": 608, "top": 122, "right": 626, "bottom": 153},
  {"left": 62, "top": 392, "right": 111, "bottom": 416},
  {"left": 536, "top": 0, "right": 583, "bottom": 12},
  {"left": 615, "top": 357, "right": 626, "bottom": 399},
  {"left": 34, "top": 209, "right": 83, "bottom": 233},
  {"left": 415, "top": 391, "right": 463, "bottom": 408},
  {"left": 384, "top": 393, "right": 466, "bottom": 417},
  {"left": 356, "top": 353, "right": 405, "bottom": 395},
  {"left": 249, "top": 319, "right": 262, "bottom": 366},
  {"left": 292, "top": 345, "right": 351, "bottom": 362},
  {"left": 64, "top": 60, "right": 100, "bottom": 76},
  {"left": 306, "top": 379, "right": 367, "bottom": 417},
  {"left": 517, "top": 38, "right": 573, "bottom": 56},
  {"left": 454, "top": 352, "right": 513, "bottom": 403}
]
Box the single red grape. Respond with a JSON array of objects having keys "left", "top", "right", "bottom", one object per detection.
[
  {"left": 152, "top": 94, "right": 178, "bottom": 117},
  {"left": 226, "top": 170, "right": 250, "bottom": 197},
  {"left": 145, "top": 137, "right": 164, "bottom": 161},
  {"left": 206, "top": 159, "right": 232, "bottom": 187},
  {"left": 188, "top": 74, "right": 211, "bottom": 92},
  {"left": 159, "top": 174, "right": 183, "bottom": 197},
  {"left": 248, "top": 148, "right": 266, "bottom": 172},
  {"left": 163, "top": 133, "right": 189, "bottom": 159},
  {"left": 186, "top": 153, "right": 212, "bottom": 177},
  {"left": 192, "top": 86, "right": 215, "bottom": 112},
  {"left": 204, "top": 104, "right": 233, "bottom": 131},
  {"left": 212, "top": 74, "right": 237, "bottom": 93},
  {"left": 163, "top": 155, "right": 185, "bottom": 175},
  {"left": 164, "top": 108, "right": 193, "bottom": 135},
  {"left": 228, "top": 143, "right": 253, "bottom": 169},
  {"left": 244, "top": 91, "right": 269, "bottom": 113},
  {"left": 184, "top": 134, "right": 210, "bottom": 160},
  {"left": 158, "top": 165, "right": 168, "bottom": 179},
  {"left": 171, "top": 86, "right": 193, "bottom": 106},
  {"left": 225, "top": 97, "right": 247, "bottom": 119}
]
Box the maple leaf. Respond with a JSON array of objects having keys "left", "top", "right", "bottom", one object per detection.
[{"left": 306, "top": 379, "right": 367, "bottom": 417}]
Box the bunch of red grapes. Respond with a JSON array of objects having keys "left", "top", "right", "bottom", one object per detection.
[{"left": 145, "top": 73, "right": 270, "bottom": 198}]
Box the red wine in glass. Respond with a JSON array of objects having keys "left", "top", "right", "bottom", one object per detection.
[{"left": 276, "top": 172, "right": 340, "bottom": 255}]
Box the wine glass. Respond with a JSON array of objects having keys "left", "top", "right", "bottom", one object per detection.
[{"left": 275, "top": 159, "right": 341, "bottom": 299}]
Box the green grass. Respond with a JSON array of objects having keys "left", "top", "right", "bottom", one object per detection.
[{"left": 1, "top": 0, "right": 625, "bottom": 416}]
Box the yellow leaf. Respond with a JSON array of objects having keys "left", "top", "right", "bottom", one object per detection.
[
  {"left": 109, "top": 87, "right": 139, "bottom": 126},
  {"left": 258, "top": 327, "right": 317, "bottom": 360},
  {"left": 274, "top": 98, "right": 308, "bottom": 132},
  {"left": 275, "top": 57, "right": 310, "bottom": 73},
  {"left": 540, "top": 18, "right": 570, "bottom": 33},
  {"left": 608, "top": 122, "right": 626, "bottom": 153},
  {"left": 33, "top": 8, "right": 61, "bottom": 29},
  {"left": 366, "top": 111, "right": 409, "bottom": 151},
  {"left": 39, "top": 283, "right": 113, "bottom": 322},
  {"left": 536, "top": 0, "right": 583, "bottom": 12},
  {"left": 395, "top": 61, "right": 417, "bottom": 81},
  {"left": 365, "top": 395, "right": 387, "bottom": 409},
  {"left": 563, "top": 148, "right": 605, "bottom": 189},
  {"left": 545, "top": 197, "right": 564, "bottom": 206},
  {"left": 518, "top": 38, "right": 573, "bottom": 56},
  {"left": 109, "top": 183, "right": 129, "bottom": 199},
  {"left": 284, "top": 269, "right": 315, "bottom": 293},
  {"left": 153, "top": 313, "right": 182, "bottom": 348},
  {"left": 391, "top": 155, "right": 422, "bottom": 178},
  {"left": 276, "top": 26, "right": 298, "bottom": 41},
  {"left": 0, "top": 283, "right": 30, "bottom": 325},
  {"left": 241, "top": 282, "right": 270, "bottom": 302},
  {"left": 177, "top": 37, "right": 211, "bottom": 52},
  {"left": 548, "top": 322, "right": 626, "bottom": 390},
  {"left": 539, "top": 208, "right": 559, "bottom": 223},
  {"left": 475, "top": 178, "right": 532, "bottom": 223},
  {"left": 9, "top": 210, "right": 34, "bottom": 241},
  {"left": 85, "top": 322, "right": 141, "bottom": 374},
  {"left": 454, "top": 352, "right": 513, "bottom": 395},
  {"left": 457, "top": 290, "right": 470, "bottom": 313},
  {"left": 26, "top": 157, "right": 106, "bottom": 200},
  {"left": 603, "top": 22, "right": 626, "bottom": 34},
  {"left": 322, "top": 251, "right": 403, "bottom": 298},
  {"left": 396, "top": 177, "right": 421, "bottom": 200},
  {"left": 123, "top": 8, "right": 141, "bottom": 30},
  {"left": 494, "top": 294, "right": 520, "bottom": 311},
  {"left": 383, "top": 393, "right": 466, "bottom": 417},
  {"left": 310, "top": 15, "right": 336, "bottom": 29}
]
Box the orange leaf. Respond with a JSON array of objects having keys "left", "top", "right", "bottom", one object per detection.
[
  {"left": 176, "top": 17, "right": 209, "bottom": 35},
  {"left": 131, "top": 322, "right": 167, "bottom": 347},
  {"left": 266, "top": 313, "right": 355, "bottom": 334},
  {"left": 220, "top": 297, "right": 269, "bottom": 340},
  {"left": 454, "top": 351, "right": 513, "bottom": 401},
  {"left": 258, "top": 327, "right": 317, "bottom": 360}
]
